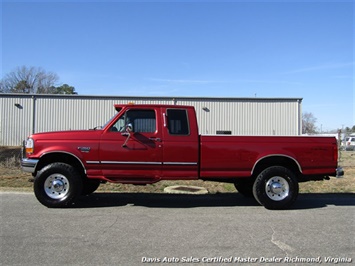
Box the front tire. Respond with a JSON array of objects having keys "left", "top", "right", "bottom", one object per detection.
[
  {"left": 253, "top": 166, "right": 299, "bottom": 210},
  {"left": 82, "top": 179, "right": 100, "bottom": 196},
  {"left": 34, "top": 163, "right": 83, "bottom": 208}
]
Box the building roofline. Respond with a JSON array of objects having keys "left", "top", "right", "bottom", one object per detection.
[{"left": 0, "top": 93, "right": 303, "bottom": 102}]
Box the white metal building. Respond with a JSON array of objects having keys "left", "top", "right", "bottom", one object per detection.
[{"left": 0, "top": 94, "right": 302, "bottom": 146}]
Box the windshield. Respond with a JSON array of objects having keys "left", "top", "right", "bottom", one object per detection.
[
  {"left": 101, "top": 114, "right": 117, "bottom": 129},
  {"left": 95, "top": 107, "right": 122, "bottom": 130}
]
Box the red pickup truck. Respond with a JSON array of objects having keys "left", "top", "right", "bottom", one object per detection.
[{"left": 21, "top": 104, "right": 344, "bottom": 209}]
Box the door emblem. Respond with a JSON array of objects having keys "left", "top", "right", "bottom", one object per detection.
[{"left": 78, "top": 147, "right": 91, "bottom": 152}]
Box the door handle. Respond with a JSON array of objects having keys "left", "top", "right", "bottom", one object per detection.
[{"left": 149, "top": 137, "right": 162, "bottom": 142}]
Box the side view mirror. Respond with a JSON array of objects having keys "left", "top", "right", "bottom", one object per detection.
[
  {"left": 126, "top": 123, "right": 133, "bottom": 133},
  {"left": 122, "top": 123, "right": 133, "bottom": 147}
]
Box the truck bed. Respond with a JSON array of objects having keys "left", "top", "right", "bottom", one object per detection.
[{"left": 199, "top": 135, "right": 338, "bottom": 179}]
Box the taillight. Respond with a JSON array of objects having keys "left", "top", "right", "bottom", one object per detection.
[{"left": 334, "top": 145, "right": 338, "bottom": 162}]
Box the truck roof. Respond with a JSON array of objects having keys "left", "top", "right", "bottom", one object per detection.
[{"left": 114, "top": 104, "right": 194, "bottom": 109}]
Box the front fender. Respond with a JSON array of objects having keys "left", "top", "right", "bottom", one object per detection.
[{"left": 31, "top": 146, "right": 88, "bottom": 175}]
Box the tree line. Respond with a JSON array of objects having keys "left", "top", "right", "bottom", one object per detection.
[
  {"left": 0, "top": 66, "right": 77, "bottom": 95},
  {"left": 302, "top": 112, "right": 354, "bottom": 134}
]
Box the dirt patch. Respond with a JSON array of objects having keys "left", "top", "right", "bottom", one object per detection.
[
  {"left": 0, "top": 146, "right": 21, "bottom": 168},
  {"left": 0, "top": 147, "right": 354, "bottom": 193}
]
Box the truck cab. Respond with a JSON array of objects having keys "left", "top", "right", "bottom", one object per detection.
[{"left": 97, "top": 104, "right": 199, "bottom": 182}]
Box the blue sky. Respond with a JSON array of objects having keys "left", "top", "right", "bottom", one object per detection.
[{"left": 1, "top": 0, "right": 354, "bottom": 131}]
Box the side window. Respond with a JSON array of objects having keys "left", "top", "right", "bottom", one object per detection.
[
  {"left": 111, "top": 109, "right": 156, "bottom": 133},
  {"left": 167, "top": 109, "right": 189, "bottom": 135},
  {"left": 110, "top": 115, "right": 126, "bottom": 132}
]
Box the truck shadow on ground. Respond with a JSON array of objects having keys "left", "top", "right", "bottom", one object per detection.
[{"left": 74, "top": 192, "right": 355, "bottom": 210}]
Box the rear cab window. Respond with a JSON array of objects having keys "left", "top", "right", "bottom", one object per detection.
[{"left": 166, "top": 109, "right": 190, "bottom": 135}]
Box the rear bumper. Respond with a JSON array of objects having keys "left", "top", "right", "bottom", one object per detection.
[
  {"left": 21, "top": 158, "right": 39, "bottom": 173},
  {"left": 336, "top": 167, "right": 344, "bottom": 178}
]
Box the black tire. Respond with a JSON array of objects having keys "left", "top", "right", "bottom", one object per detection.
[
  {"left": 34, "top": 163, "right": 83, "bottom": 208},
  {"left": 252, "top": 166, "right": 299, "bottom": 210},
  {"left": 82, "top": 179, "right": 100, "bottom": 196},
  {"left": 234, "top": 179, "right": 254, "bottom": 197}
]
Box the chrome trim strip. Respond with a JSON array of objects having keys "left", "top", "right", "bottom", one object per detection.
[
  {"left": 86, "top": 161, "right": 100, "bottom": 164},
  {"left": 163, "top": 162, "right": 198, "bottom": 165},
  {"left": 97, "top": 161, "right": 198, "bottom": 165},
  {"left": 21, "top": 158, "right": 39, "bottom": 173},
  {"left": 101, "top": 161, "right": 162, "bottom": 165}
]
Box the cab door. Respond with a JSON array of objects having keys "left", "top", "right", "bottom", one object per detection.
[
  {"left": 161, "top": 108, "right": 199, "bottom": 179},
  {"left": 99, "top": 108, "right": 163, "bottom": 182}
]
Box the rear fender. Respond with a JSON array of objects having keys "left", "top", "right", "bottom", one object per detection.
[{"left": 252, "top": 154, "right": 302, "bottom": 176}]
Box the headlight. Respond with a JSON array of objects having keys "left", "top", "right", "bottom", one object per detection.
[{"left": 25, "top": 138, "right": 34, "bottom": 154}]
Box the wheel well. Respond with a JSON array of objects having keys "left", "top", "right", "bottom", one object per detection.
[
  {"left": 35, "top": 152, "right": 86, "bottom": 177},
  {"left": 252, "top": 156, "right": 301, "bottom": 178}
]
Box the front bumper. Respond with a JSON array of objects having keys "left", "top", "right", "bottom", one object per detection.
[
  {"left": 336, "top": 167, "right": 344, "bottom": 178},
  {"left": 21, "top": 158, "right": 39, "bottom": 173}
]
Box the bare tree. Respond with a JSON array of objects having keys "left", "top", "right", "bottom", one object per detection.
[
  {"left": 1, "top": 66, "right": 59, "bottom": 94},
  {"left": 0, "top": 80, "right": 7, "bottom": 93},
  {"left": 302, "top": 112, "right": 318, "bottom": 134}
]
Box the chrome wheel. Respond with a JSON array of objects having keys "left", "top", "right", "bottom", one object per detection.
[
  {"left": 34, "top": 163, "right": 83, "bottom": 208},
  {"left": 265, "top": 176, "right": 289, "bottom": 201},
  {"left": 44, "top": 173, "right": 70, "bottom": 200},
  {"left": 253, "top": 166, "right": 299, "bottom": 209}
]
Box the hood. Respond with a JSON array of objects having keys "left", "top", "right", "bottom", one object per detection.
[{"left": 31, "top": 129, "right": 102, "bottom": 141}]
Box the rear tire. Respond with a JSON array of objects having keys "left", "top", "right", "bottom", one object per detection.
[
  {"left": 253, "top": 166, "right": 298, "bottom": 210},
  {"left": 34, "top": 163, "right": 83, "bottom": 208},
  {"left": 234, "top": 179, "right": 254, "bottom": 197}
]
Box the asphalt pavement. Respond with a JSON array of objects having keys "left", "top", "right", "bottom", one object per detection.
[{"left": 1, "top": 192, "right": 354, "bottom": 266}]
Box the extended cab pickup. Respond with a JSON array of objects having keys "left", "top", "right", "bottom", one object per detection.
[{"left": 21, "top": 104, "right": 344, "bottom": 209}]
